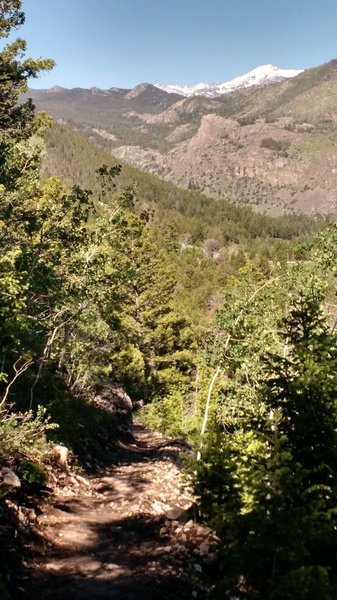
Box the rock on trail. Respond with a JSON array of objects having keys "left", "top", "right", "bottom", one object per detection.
[{"left": 16, "top": 425, "right": 217, "bottom": 599}]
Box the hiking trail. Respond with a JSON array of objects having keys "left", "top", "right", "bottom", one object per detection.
[{"left": 11, "top": 425, "right": 217, "bottom": 599}]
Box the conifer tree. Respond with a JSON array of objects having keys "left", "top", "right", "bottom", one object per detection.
[
  {"left": 94, "top": 170, "right": 196, "bottom": 401},
  {"left": 195, "top": 289, "right": 337, "bottom": 599},
  {"left": 0, "top": 1, "right": 100, "bottom": 404}
]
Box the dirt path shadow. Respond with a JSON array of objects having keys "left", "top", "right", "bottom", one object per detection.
[{"left": 12, "top": 425, "right": 216, "bottom": 599}]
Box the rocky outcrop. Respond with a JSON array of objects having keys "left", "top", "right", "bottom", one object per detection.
[{"left": 92, "top": 384, "right": 133, "bottom": 425}]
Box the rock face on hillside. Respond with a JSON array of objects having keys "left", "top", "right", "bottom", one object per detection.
[{"left": 112, "top": 112, "right": 337, "bottom": 215}]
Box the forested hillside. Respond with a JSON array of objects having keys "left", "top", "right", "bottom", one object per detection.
[
  {"left": 2, "top": 3, "right": 337, "bottom": 599},
  {"left": 42, "top": 122, "right": 322, "bottom": 241},
  {"left": 29, "top": 60, "right": 337, "bottom": 215},
  {"left": 40, "top": 122, "right": 327, "bottom": 325}
]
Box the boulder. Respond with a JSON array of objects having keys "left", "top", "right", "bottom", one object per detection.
[
  {"left": 92, "top": 384, "right": 133, "bottom": 425},
  {"left": 54, "top": 444, "right": 69, "bottom": 469},
  {"left": 1, "top": 467, "right": 21, "bottom": 488}
]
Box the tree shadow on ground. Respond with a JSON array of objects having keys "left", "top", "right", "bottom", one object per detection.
[
  {"left": 2, "top": 422, "right": 198, "bottom": 599},
  {"left": 111, "top": 424, "right": 192, "bottom": 467},
  {"left": 14, "top": 512, "right": 208, "bottom": 600}
]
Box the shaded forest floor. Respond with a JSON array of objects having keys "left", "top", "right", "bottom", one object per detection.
[{"left": 2, "top": 425, "right": 217, "bottom": 599}]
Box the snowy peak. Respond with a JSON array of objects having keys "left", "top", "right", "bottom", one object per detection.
[{"left": 155, "top": 65, "right": 303, "bottom": 98}]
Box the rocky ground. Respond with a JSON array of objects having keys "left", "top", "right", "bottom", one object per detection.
[{"left": 2, "top": 425, "right": 218, "bottom": 599}]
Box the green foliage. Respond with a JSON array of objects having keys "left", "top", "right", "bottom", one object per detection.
[
  {"left": 91, "top": 174, "right": 196, "bottom": 401},
  {"left": 140, "top": 392, "right": 185, "bottom": 437},
  {"left": 194, "top": 287, "right": 337, "bottom": 599},
  {"left": 0, "top": 1, "right": 54, "bottom": 143},
  {"left": 0, "top": 2, "right": 138, "bottom": 468},
  {"left": 140, "top": 388, "right": 200, "bottom": 437},
  {"left": 0, "top": 406, "right": 56, "bottom": 465},
  {"left": 17, "top": 459, "right": 47, "bottom": 487}
]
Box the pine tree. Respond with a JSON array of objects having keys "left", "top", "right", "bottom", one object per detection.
[
  {"left": 96, "top": 175, "right": 196, "bottom": 401},
  {"left": 0, "top": 2, "right": 101, "bottom": 405},
  {"left": 195, "top": 289, "right": 337, "bottom": 599}
]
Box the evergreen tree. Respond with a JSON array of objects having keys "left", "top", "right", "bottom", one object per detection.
[
  {"left": 195, "top": 289, "right": 337, "bottom": 599},
  {"left": 94, "top": 169, "right": 196, "bottom": 401},
  {"left": 0, "top": 25, "right": 97, "bottom": 399},
  {"left": 0, "top": 0, "right": 54, "bottom": 184}
]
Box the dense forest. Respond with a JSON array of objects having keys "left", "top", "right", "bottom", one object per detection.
[{"left": 2, "top": 2, "right": 337, "bottom": 599}]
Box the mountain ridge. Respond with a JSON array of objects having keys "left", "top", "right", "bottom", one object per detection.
[
  {"left": 27, "top": 60, "right": 337, "bottom": 215},
  {"left": 155, "top": 64, "right": 304, "bottom": 97},
  {"left": 31, "top": 64, "right": 303, "bottom": 99}
]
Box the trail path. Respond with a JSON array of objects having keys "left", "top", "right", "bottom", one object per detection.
[{"left": 18, "top": 425, "right": 216, "bottom": 599}]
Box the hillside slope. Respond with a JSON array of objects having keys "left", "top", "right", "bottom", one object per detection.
[
  {"left": 29, "top": 61, "right": 337, "bottom": 215},
  {"left": 42, "top": 122, "right": 321, "bottom": 242}
]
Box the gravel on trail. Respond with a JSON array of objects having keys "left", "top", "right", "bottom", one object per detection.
[{"left": 9, "top": 425, "right": 217, "bottom": 599}]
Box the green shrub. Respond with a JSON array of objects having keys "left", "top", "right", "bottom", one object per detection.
[
  {"left": 140, "top": 390, "right": 198, "bottom": 438},
  {"left": 237, "top": 115, "right": 257, "bottom": 126},
  {"left": 0, "top": 406, "right": 56, "bottom": 466},
  {"left": 17, "top": 459, "right": 47, "bottom": 488},
  {"left": 260, "top": 137, "right": 290, "bottom": 153},
  {"left": 194, "top": 291, "right": 337, "bottom": 599}
]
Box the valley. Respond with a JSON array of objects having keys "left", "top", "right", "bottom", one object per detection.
[
  {"left": 3, "top": 3, "right": 337, "bottom": 596},
  {"left": 29, "top": 60, "right": 337, "bottom": 215}
]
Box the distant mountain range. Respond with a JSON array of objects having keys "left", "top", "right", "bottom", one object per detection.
[
  {"left": 155, "top": 65, "right": 303, "bottom": 97},
  {"left": 28, "top": 60, "right": 337, "bottom": 216},
  {"left": 34, "top": 64, "right": 303, "bottom": 100}
]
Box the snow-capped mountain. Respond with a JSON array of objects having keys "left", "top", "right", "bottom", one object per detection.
[{"left": 155, "top": 65, "right": 303, "bottom": 98}]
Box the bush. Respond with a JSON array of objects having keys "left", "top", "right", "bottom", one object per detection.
[
  {"left": 17, "top": 459, "right": 48, "bottom": 488},
  {"left": 260, "top": 137, "right": 290, "bottom": 153},
  {"left": 140, "top": 390, "right": 198, "bottom": 438},
  {"left": 0, "top": 406, "right": 56, "bottom": 466},
  {"left": 194, "top": 291, "right": 337, "bottom": 599},
  {"left": 237, "top": 115, "right": 257, "bottom": 126}
]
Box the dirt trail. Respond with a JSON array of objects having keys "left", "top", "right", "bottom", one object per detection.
[{"left": 15, "top": 425, "right": 216, "bottom": 599}]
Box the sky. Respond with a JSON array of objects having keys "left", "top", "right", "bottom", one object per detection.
[{"left": 15, "top": 0, "right": 337, "bottom": 89}]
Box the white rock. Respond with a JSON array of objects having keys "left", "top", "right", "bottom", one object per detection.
[
  {"left": 54, "top": 444, "right": 69, "bottom": 468},
  {"left": 183, "top": 519, "right": 194, "bottom": 529},
  {"left": 105, "top": 563, "right": 120, "bottom": 571}
]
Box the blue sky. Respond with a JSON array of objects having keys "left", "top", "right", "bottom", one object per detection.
[{"left": 18, "top": 0, "right": 337, "bottom": 89}]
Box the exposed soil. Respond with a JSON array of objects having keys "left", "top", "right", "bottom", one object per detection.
[{"left": 4, "top": 425, "right": 217, "bottom": 599}]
